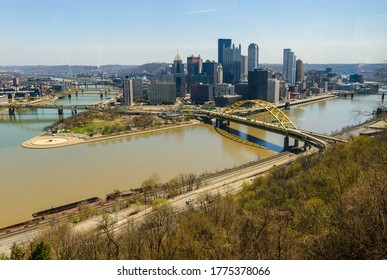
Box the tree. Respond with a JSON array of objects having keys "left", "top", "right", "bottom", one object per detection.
[
  {"left": 29, "top": 241, "right": 52, "bottom": 260},
  {"left": 97, "top": 213, "right": 120, "bottom": 259},
  {"left": 10, "top": 243, "right": 25, "bottom": 260}
]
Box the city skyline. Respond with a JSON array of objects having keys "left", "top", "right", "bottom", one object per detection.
[{"left": 1, "top": 0, "right": 386, "bottom": 66}]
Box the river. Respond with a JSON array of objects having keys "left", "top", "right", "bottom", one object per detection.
[{"left": 0, "top": 93, "right": 383, "bottom": 228}]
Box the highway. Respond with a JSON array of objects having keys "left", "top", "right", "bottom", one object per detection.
[{"left": 0, "top": 149, "right": 312, "bottom": 256}]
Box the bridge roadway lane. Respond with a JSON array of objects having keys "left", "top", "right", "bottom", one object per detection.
[
  {"left": 200, "top": 110, "right": 331, "bottom": 149},
  {"left": 0, "top": 150, "right": 313, "bottom": 256}
]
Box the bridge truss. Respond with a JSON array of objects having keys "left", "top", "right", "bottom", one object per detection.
[{"left": 222, "top": 100, "right": 297, "bottom": 131}]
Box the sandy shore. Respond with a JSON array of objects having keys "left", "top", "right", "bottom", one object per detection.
[{"left": 21, "top": 120, "right": 200, "bottom": 149}]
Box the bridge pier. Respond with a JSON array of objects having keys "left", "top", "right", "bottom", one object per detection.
[
  {"left": 284, "top": 101, "right": 290, "bottom": 110},
  {"left": 68, "top": 94, "right": 71, "bottom": 99},
  {"left": 8, "top": 107, "right": 15, "bottom": 115},
  {"left": 351, "top": 93, "right": 354, "bottom": 99},
  {"left": 283, "top": 136, "right": 289, "bottom": 151},
  {"left": 294, "top": 139, "right": 299, "bottom": 147},
  {"left": 58, "top": 108, "right": 64, "bottom": 115},
  {"left": 215, "top": 119, "right": 230, "bottom": 131},
  {"left": 382, "top": 92, "right": 385, "bottom": 102}
]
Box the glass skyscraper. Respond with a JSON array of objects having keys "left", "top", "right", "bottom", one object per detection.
[
  {"left": 218, "top": 38, "right": 232, "bottom": 65},
  {"left": 283, "top": 48, "right": 296, "bottom": 85},
  {"left": 248, "top": 43, "right": 259, "bottom": 72}
]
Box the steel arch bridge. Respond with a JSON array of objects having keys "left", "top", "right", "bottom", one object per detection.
[{"left": 222, "top": 100, "right": 297, "bottom": 131}]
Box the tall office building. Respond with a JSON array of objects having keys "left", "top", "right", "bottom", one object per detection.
[
  {"left": 267, "top": 78, "right": 280, "bottom": 103},
  {"left": 148, "top": 83, "right": 176, "bottom": 105},
  {"left": 202, "top": 60, "right": 218, "bottom": 84},
  {"left": 248, "top": 69, "right": 269, "bottom": 100},
  {"left": 248, "top": 43, "right": 259, "bottom": 71},
  {"left": 222, "top": 44, "right": 242, "bottom": 84},
  {"left": 218, "top": 38, "right": 232, "bottom": 64},
  {"left": 217, "top": 64, "right": 223, "bottom": 84},
  {"left": 172, "top": 53, "right": 185, "bottom": 97},
  {"left": 123, "top": 77, "right": 144, "bottom": 104},
  {"left": 283, "top": 49, "right": 296, "bottom": 85},
  {"left": 186, "top": 55, "right": 202, "bottom": 91},
  {"left": 296, "top": 59, "right": 305, "bottom": 83},
  {"left": 241, "top": 55, "right": 248, "bottom": 80},
  {"left": 123, "top": 77, "right": 134, "bottom": 106}
]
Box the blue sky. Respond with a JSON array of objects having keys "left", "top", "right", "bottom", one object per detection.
[{"left": 1, "top": 0, "right": 386, "bottom": 65}]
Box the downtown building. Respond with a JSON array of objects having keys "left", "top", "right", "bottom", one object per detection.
[
  {"left": 283, "top": 48, "right": 296, "bottom": 85},
  {"left": 247, "top": 69, "right": 279, "bottom": 103},
  {"left": 296, "top": 59, "right": 305, "bottom": 83},
  {"left": 123, "top": 77, "right": 144, "bottom": 106},
  {"left": 148, "top": 83, "right": 176, "bottom": 105},
  {"left": 248, "top": 43, "right": 259, "bottom": 72},
  {"left": 186, "top": 55, "right": 202, "bottom": 92},
  {"left": 202, "top": 60, "right": 219, "bottom": 85},
  {"left": 222, "top": 43, "right": 242, "bottom": 85},
  {"left": 218, "top": 38, "right": 232, "bottom": 65},
  {"left": 172, "top": 53, "right": 185, "bottom": 97}
]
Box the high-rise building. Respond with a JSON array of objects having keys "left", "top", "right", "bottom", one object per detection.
[
  {"left": 223, "top": 43, "right": 242, "bottom": 84},
  {"left": 202, "top": 60, "right": 219, "bottom": 85},
  {"left": 123, "top": 77, "right": 144, "bottom": 105},
  {"left": 123, "top": 77, "right": 134, "bottom": 106},
  {"left": 296, "top": 59, "right": 305, "bottom": 83},
  {"left": 267, "top": 78, "right": 280, "bottom": 103},
  {"left": 248, "top": 43, "right": 259, "bottom": 72},
  {"left": 190, "top": 84, "right": 213, "bottom": 104},
  {"left": 148, "top": 83, "right": 176, "bottom": 105},
  {"left": 248, "top": 69, "right": 268, "bottom": 100},
  {"left": 172, "top": 53, "right": 185, "bottom": 97},
  {"left": 218, "top": 38, "right": 232, "bottom": 64},
  {"left": 217, "top": 64, "right": 223, "bottom": 84},
  {"left": 283, "top": 49, "right": 296, "bottom": 85},
  {"left": 186, "top": 55, "right": 202, "bottom": 91},
  {"left": 187, "top": 55, "right": 202, "bottom": 76},
  {"left": 241, "top": 55, "right": 248, "bottom": 80}
]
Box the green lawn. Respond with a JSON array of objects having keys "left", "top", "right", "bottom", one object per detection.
[{"left": 70, "top": 123, "right": 101, "bottom": 134}]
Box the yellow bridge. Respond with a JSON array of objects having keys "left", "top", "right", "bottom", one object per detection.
[{"left": 190, "top": 100, "right": 346, "bottom": 150}]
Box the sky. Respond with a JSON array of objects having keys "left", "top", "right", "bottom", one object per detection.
[{"left": 1, "top": 0, "right": 386, "bottom": 65}]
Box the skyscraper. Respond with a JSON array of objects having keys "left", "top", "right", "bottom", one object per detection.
[
  {"left": 222, "top": 43, "right": 242, "bottom": 84},
  {"left": 202, "top": 60, "right": 218, "bottom": 84},
  {"left": 218, "top": 38, "right": 231, "bottom": 65},
  {"left": 296, "top": 59, "right": 305, "bottom": 83},
  {"left": 283, "top": 49, "right": 296, "bottom": 85},
  {"left": 172, "top": 53, "right": 185, "bottom": 97},
  {"left": 248, "top": 69, "right": 268, "bottom": 100},
  {"left": 241, "top": 55, "right": 248, "bottom": 80},
  {"left": 248, "top": 43, "right": 259, "bottom": 71},
  {"left": 186, "top": 55, "right": 202, "bottom": 91},
  {"left": 123, "top": 77, "right": 133, "bottom": 106}
]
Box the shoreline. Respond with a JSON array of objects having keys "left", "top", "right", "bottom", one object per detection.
[
  {"left": 21, "top": 120, "right": 200, "bottom": 149},
  {"left": 21, "top": 93, "right": 336, "bottom": 149}
]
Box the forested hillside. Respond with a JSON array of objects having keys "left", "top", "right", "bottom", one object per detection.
[{"left": 5, "top": 133, "right": 386, "bottom": 260}]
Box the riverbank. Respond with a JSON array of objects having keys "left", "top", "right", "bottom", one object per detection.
[
  {"left": 332, "top": 117, "right": 386, "bottom": 140},
  {"left": 21, "top": 120, "right": 200, "bottom": 149},
  {"left": 279, "top": 92, "right": 336, "bottom": 108}
]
